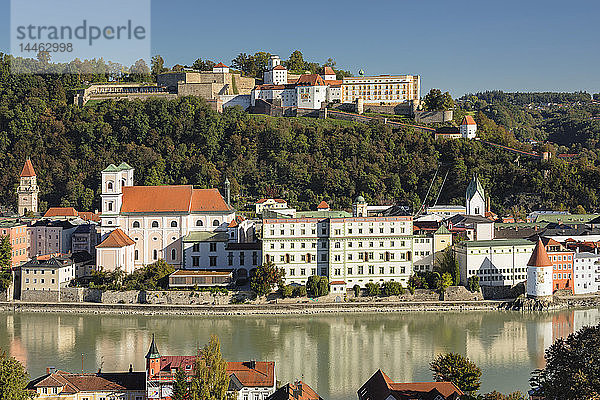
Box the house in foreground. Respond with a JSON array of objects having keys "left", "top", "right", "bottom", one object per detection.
[
  {"left": 267, "top": 380, "right": 322, "bottom": 400},
  {"left": 358, "top": 369, "right": 463, "bottom": 400}
]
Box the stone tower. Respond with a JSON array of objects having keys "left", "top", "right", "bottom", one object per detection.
[
  {"left": 527, "top": 238, "right": 554, "bottom": 298},
  {"left": 17, "top": 158, "right": 39, "bottom": 216}
]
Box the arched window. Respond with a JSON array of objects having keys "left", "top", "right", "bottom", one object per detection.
[
  {"left": 121, "top": 179, "right": 126, "bottom": 188},
  {"left": 213, "top": 219, "right": 220, "bottom": 227},
  {"left": 153, "top": 250, "right": 158, "bottom": 260},
  {"left": 133, "top": 221, "right": 140, "bottom": 228},
  {"left": 171, "top": 249, "right": 176, "bottom": 260},
  {"left": 334, "top": 242, "right": 341, "bottom": 248},
  {"left": 170, "top": 221, "right": 177, "bottom": 228},
  {"left": 151, "top": 221, "right": 159, "bottom": 228},
  {"left": 134, "top": 250, "right": 139, "bottom": 260},
  {"left": 196, "top": 220, "right": 203, "bottom": 226},
  {"left": 107, "top": 181, "right": 113, "bottom": 191}
]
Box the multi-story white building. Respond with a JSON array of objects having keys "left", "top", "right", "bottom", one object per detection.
[
  {"left": 412, "top": 224, "right": 453, "bottom": 273},
  {"left": 460, "top": 115, "right": 477, "bottom": 139},
  {"left": 341, "top": 74, "right": 420, "bottom": 105},
  {"left": 254, "top": 198, "right": 288, "bottom": 215},
  {"left": 456, "top": 239, "right": 535, "bottom": 286},
  {"left": 573, "top": 251, "right": 600, "bottom": 294},
  {"left": 465, "top": 175, "right": 486, "bottom": 217},
  {"left": 262, "top": 213, "right": 413, "bottom": 289},
  {"left": 98, "top": 163, "right": 235, "bottom": 271},
  {"left": 20, "top": 254, "right": 75, "bottom": 293}
]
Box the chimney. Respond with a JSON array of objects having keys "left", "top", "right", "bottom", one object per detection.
[
  {"left": 46, "top": 367, "right": 56, "bottom": 375},
  {"left": 249, "top": 360, "right": 256, "bottom": 369},
  {"left": 129, "top": 364, "right": 133, "bottom": 373}
]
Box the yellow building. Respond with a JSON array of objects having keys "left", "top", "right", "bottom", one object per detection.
[
  {"left": 342, "top": 74, "right": 420, "bottom": 104},
  {"left": 28, "top": 370, "right": 145, "bottom": 400}
]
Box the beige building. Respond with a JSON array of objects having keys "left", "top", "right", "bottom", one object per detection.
[
  {"left": 255, "top": 198, "right": 288, "bottom": 215},
  {"left": 17, "top": 159, "right": 39, "bottom": 216},
  {"left": 342, "top": 74, "right": 420, "bottom": 105},
  {"left": 96, "top": 228, "right": 136, "bottom": 274},
  {"left": 412, "top": 224, "right": 453, "bottom": 272},
  {"left": 21, "top": 254, "right": 75, "bottom": 292}
]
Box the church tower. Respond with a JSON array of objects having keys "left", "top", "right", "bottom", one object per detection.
[
  {"left": 465, "top": 175, "right": 486, "bottom": 217},
  {"left": 17, "top": 158, "right": 39, "bottom": 216},
  {"left": 145, "top": 334, "right": 162, "bottom": 378},
  {"left": 100, "top": 162, "right": 134, "bottom": 236}
]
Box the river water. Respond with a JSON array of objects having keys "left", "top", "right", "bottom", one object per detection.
[{"left": 1, "top": 309, "right": 598, "bottom": 398}]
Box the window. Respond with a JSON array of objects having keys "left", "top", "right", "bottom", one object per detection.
[
  {"left": 193, "top": 256, "right": 200, "bottom": 267},
  {"left": 152, "top": 221, "right": 159, "bottom": 228},
  {"left": 358, "top": 266, "right": 364, "bottom": 274},
  {"left": 108, "top": 202, "right": 113, "bottom": 211},
  {"left": 290, "top": 268, "right": 295, "bottom": 276},
  {"left": 321, "top": 254, "right": 327, "bottom": 261},
  {"left": 107, "top": 181, "right": 113, "bottom": 191},
  {"left": 240, "top": 252, "right": 245, "bottom": 266},
  {"left": 171, "top": 249, "right": 176, "bottom": 260},
  {"left": 369, "top": 266, "right": 374, "bottom": 274},
  {"left": 334, "top": 242, "right": 341, "bottom": 248},
  {"left": 321, "top": 268, "right": 327, "bottom": 275},
  {"left": 193, "top": 243, "right": 200, "bottom": 252},
  {"left": 300, "top": 268, "right": 306, "bottom": 276},
  {"left": 213, "top": 219, "right": 220, "bottom": 227},
  {"left": 171, "top": 221, "right": 178, "bottom": 228},
  {"left": 153, "top": 250, "right": 158, "bottom": 260},
  {"left": 209, "top": 256, "right": 217, "bottom": 266},
  {"left": 133, "top": 221, "right": 140, "bottom": 228},
  {"left": 210, "top": 243, "right": 217, "bottom": 252},
  {"left": 134, "top": 250, "right": 139, "bottom": 260},
  {"left": 196, "top": 220, "right": 203, "bottom": 226}
]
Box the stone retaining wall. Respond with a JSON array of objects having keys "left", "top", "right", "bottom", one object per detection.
[
  {"left": 21, "top": 290, "right": 60, "bottom": 302},
  {"left": 481, "top": 283, "right": 525, "bottom": 300},
  {"left": 442, "top": 286, "right": 483, "bottom": 301}
]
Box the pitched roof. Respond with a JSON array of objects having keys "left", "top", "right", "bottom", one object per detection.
[
  {"left": 273, "top": 65, "right": 287, "bottom": 70},
  {"left": 295, "top": 74, "right": 325, "bottom": 86},
  {"left": 43, "top": 207, "right": 78, "bottom": 218},
  {"left": 256, "top": 199, "right": 286, "bottom": 204},
  {"left": 528, "top": 238, "right": 554, "bottom": 267},
  {"left": 30, "top": 372, "right": 129, "bottom": 393},
  {"left": 267, "top": 381, "right": 322, "bottom": 400},
  {"left": 96, "top": 229, "right": 135, "bottom": 248},
  {"left": 214, "top": 62, "right": 228, "bottom": 68},
  {"left": 120, "top": 186, "right": 231, "bottom": 213},
  {"left": 228, "top": 361, "right": 275, "bottom": 387},
  {"left": 465, "top": 175, "right": 485, "bottom": 201},
  {"left": 146, "top": 334, "right": 161, "bottom": 359},
  {"left": 21, "top": 159, "right": 36, "bottom": 177},
  {"left": 434, "top": 224, "right": 451, "bottom": 235},
  {"left": 461, "top": 115, "right": 477, "bottom": 126},
  {"left": 358, "top": 370, "right": 463, "bottom": 400},
  {"left": 323, "top": 66, "right": 335, "bottom": 76},
  {"left": 317, "top": 201, "right": 330, "bottom": 210},
  {"left": 228, "top": 215, "right": 245, "bottom": 228}
]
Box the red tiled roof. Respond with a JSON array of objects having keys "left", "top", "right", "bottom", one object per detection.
[
  {"left": 121, "top": 186, "right": 230, "bottom": 213},
  {"left": 461, "top": 115, "right": 476, "bottom": 126},
  {"left": 33, "top": 372, "right": 126, "bottom": 393},
  {"left": 21, "top": 159, "right": 36, "bottom": 177},
  {"left": 43, "top": 207, "right": 78, "bottom": 218},
  {"left": 323, "top": 79, "right": 343, "bottom": 86},
  {"left": 323, "top": 66, "right": 335, "bottom": 76},
  {"left": 228, "top": 361, "right": 275, "bottom": 387},
  {"left": 358, "top": 370, "right": 463, "bottom": 400},
  {"left": 96, "top": 229, "right": 135, "bottom": 248},
  {"left": 78, "top": 212, "right": 101, "bottom": 222},
  {"left": 256, "top": 199, "right": 286, "bottom": 204},
  {"left": 330, "top": 281, "right": 346, "bottom": 285},
  {"left": 269, "top": 381, "right": 321, "bottom": 400},
  {"left": 273, "top": 65, "right": 287, "bottom": 70},
  {"left": 317, "top": 201, "right": 329, "bottom": 210},
  {"left": 214, "top": 62, "right": 228, "bottom": 68},
  {"left": 295, "top": 74, "right": 325, "bottom": 86},
  {"left": 528, "top": 238, "right": 553, "bottom": 267},
  {"left": 228, "top": 215, "right": 245, "bottom": 228}
]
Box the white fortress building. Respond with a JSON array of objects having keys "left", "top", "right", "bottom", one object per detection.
[
  {"left": 460, "top": 115, "right": 477, "bottom": 139},
  {"left": 341, "top": 74, "right": 420, "bottom": 105},
  {"left": 97, "top": 163, "right": 235, "bottom": 272}
]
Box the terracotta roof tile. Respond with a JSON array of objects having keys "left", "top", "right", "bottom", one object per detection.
[
  {"left": 295, "top": 74, "right": 325, "bottom": 86},
  {"left": 273, "top": 65, "right": 287, "bottom": 70},
  {"left": 268, "top": 381, "right": 321, "bottom": 400},
  {"left": 323, "top": 66, "right": 335, "bottom": 76},
  {"left": 21, "top": 159, "right": 36, "bottom": 177},
  {"left": 461, "top": 115, "right": 476, "bottom": 126},
  {"left": 228, "top": 361, "right": 275, "bottom": 387},
  {"left": 358, "top": 370, "right": 463, "bottom": 400},
  {"left": 527, "top": 238, "right": 553, "bottom": 267},
  {"left": 43, "top": 207, "right": 78, "bottom": 218},
  {"left": 120, "top": 186, "right": 230, "bottom": 213},
  {"left": 317, "top": 201, "right": 329, "bottom": 210},
  {"left": 330, "top": 281, "right": 346, "bottom": 285},
  {"left": 214, "top": 62, "right": 228, "bottom": 68},
  {"left": 97, "top": 229, "right": 135, "bottom": 248}
]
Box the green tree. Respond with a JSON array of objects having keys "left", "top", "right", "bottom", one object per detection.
[
  {"left": 438, "top": 272, "right": 453, "bottom": 294},
  {"left": 151, "top": 55, "right": 166, "bottom": 76},
  {"left": 530, "top": 324, "right": 600, "bottom": 399},
  {"left": 0, "top": 236, "right": 11, "bottom": 269},
  {"left": 430, "top": 353, "right": 481, "bottom": 395},
  {"left": 0, "top": 350, "right": 33, "bottom": 400},
  {"left": 482, "top": 391, "right": 526, "bottom": 400},
  {"left": 172, "top": 367, "right": 188, "bottom": 400},
  {"left": 467, "top": 276, "right": 480, "bottom": 293},
  {"left": 250, "top": 261, "right": 284, "bottom": 296},
  {"left": 365, "top": 282, "right": 380, "bottom": 296},
  {"left": 286, "top": 50, "right": 305, "bottom": 72},
  {"left": 191, "top": 335, "right": 230, "bottom": 400},
  {"left": 281, "top": 284, "right": 293, "bottom": 298},
  {"left": 435, "top": 248, "right": 460, "bottom": 286},
  {"left": 381, "top": 281, "right": 404, "bottom": 296},
  {"left": 306, "top": 276, "right": 329, "bottom": 297},
  {"left": 353, "top": 284, "right": 361, "bottom": 297},
  {"left": 423, "top": 89, "right": 454, "bottom": 111}
]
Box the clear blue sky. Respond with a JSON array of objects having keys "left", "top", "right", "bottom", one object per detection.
[{"left": 1, "top": 0, "right": 599, "bottom": 97}]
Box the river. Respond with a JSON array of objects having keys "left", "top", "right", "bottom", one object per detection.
[{"left": 1, "top": 308, "right": 598, "bottom": 398}]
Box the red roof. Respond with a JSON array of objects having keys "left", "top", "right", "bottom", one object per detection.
[
  {"left": 214, "top": 62, "right": 228, "bottom": 68},
  {"left": 323, "top": 66, "right": 335, "bottom": 76},
  {"left": 330, "top": 281, "right": 346, "bottom": 285},
  {"left": 21, "top": 159, "right": 36, "bottom": 177},
  {"left": 317, "top": 201, "right": 330, "bottom": 210},
  {"left": 295, "top": 74, "right": 325, "bottom": 86},
  {"left": 527, "top": 238, "right": 553, "bottom": 267},
  {"left": 269, "top": 381, "right": 321, "bottom": 400},
  {"left": 96, "top": 229, "right": 135, "bottom": 248},
  {"left": 78, "top": 212, "right": 101, "bottom": 222},
  {"left": 273, "top": 65, "right": 287, "bottom": 70},
  {"left": 33, "top": 372, "right": 127, "bottom": 393},
  {"left": 121, "top": 186, "right": 230, "bottom": 213},
  {"left": 256, "top": 198, "right": 286, "bottom": 204},
  {"left": 358, "top": 370, "right": 463, "bottom": 400},
  {"left": 228, "top": 216, "right": 245, "bottom": 228},
  {"left": 461, "top": 115, "right": 477, "bottom": 126},
  {"left": 324, "top": 79, "right": 343, "bottom": 87},
  {"left": 43, "top": 207, "right": 78, "bottom": 218}
]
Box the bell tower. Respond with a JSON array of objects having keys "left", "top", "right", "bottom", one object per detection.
[
  {"left": 145, "top": 334, "right": 162, "bottom": 378},
  {"left": 17, "top": 158, "right": 39, "bottom": 216}
]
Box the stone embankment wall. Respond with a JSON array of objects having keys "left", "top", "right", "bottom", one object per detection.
[
  {"left": 481, "top": 283, "right": 525, "bottom": 300},
  {"left": 21, "top": 290, "right": 60, "bottom": 302},
  {"left": 442, "top": 286, "right": 483, "bottom": 301},
  {"left": 414, "top": 110, "right": 453, "bottom": 124}
]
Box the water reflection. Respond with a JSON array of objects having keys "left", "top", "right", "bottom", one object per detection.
[{"left": 1, "top": 309, "right": 598, "bottom": 398}]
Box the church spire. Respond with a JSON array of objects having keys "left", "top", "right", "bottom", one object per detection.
[{"left": 145, "top": 334, "right": 161, "bottom": 359}]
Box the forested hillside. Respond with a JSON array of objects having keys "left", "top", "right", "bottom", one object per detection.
[{"left": 1, "top": 55, "right": 600, "bottom": 216}]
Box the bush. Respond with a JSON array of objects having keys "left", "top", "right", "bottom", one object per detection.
[
  {"left": 353, "top": 284, "right": 361, "bottom": 297},
  {"left": 281, "top": 285, "right": 294, "bottom": 298},
  {"left": 292, "top": 285, "right": 307, "bottom": 297},
  {"left": 365, "top": 282, "right": 380, "bottom": 296},
  {"left": 381, "top": 281, "right": 404, "bottom": 296},
  {"left": 306, "top": 276, "right": 329, "bottom": 297},
  {"left": 467, "top": 276, "right": 480, "bottom": 292}
]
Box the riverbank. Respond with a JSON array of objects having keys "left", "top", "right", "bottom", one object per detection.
[{"left": 1, "top": 295, "right": 598, "bottom": 315}]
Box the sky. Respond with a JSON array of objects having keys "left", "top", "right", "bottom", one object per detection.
[{"left": 1, "top": 0, "right": 599, "bottom": 97}]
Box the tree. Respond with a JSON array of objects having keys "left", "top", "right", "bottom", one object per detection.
[
  {"left": 365, "top": 282, "right": 380, "bottom": 296},
  {"left": 286, "top": 50, "right": 305, "bottom": 72},
  {"left": 151, "top": 55, "right": 166, "bottom": 76},
  {"left": 467, "top": 276, "right": 480, "bottom": 293},
  {"left": 172, "top": 367, "right": 188, "bottom": 400},
  {"left": 250, "top": 261, "right": 284, "bottom": 296},
  {"left": 435, "top": 248, "right": 460, "bottom": 286},
  {"left": 190, "top": 335, "right": 230, "bottom": 400},
  {"left": 423, "top": 89, "right": 454, "bottom": 111},
  {"left": 306, "top": 276, "right": 329, "bottom": 297},
  {"left": 530, "top": 324, "right": 600, "bottom": 399},
  {"left": 430, "top": 353, "right": 481, "bottom": 395},
  {"left": 0, "top": 236, "right": 11, "bottom": 269},
  {"left": 0, "top": 350, "right": 33, "bottom": 400},
  {"left": 353, "top": 284, "right": 361, "bottom": 297},
  {"left": 482, "top": 391, "right": 526, "bottom": 400},
  {"left": 192, "top": 58, "right": 216, "bottom": 72},
  {"left": 381, "top": 281, "right": 404, "bottom": 296},
  {"left": 281, "top": 284, "right": 293, "bottom": 298},
  {"left": 438, "top": 272, "right": 453, "bottom": 294}
]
